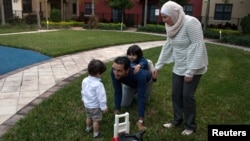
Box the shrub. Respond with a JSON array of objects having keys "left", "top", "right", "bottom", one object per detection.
[
  {"left": 87, "top": 15, "right": 99, "bottom": 29},
  {"left": 240, "top": 14, "right": 250, "bottom": 34},
  {"left": 222, "top": 35, "right": 250, "bottom": 47},
  {"left": 25, "top": 14, "right": 37, "bottom": 25},
  {"left": 83, "top": 22, "right": 127, "bottom": 31},
  {"left": 41, "top": 21, "right": 84, "bottom": 29},
  {"left": 137, "top": 24, "right": 166, "bottom": 34},
  {"left": 50, "top": 8, "right": 61, "bottom": 22},
  {"left": 203, "top": 28, "right": 242, "bottom": 39}
]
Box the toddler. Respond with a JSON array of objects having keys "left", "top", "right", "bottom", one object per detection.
[{"left": 81, "top": 59, "right": 108, "bottom": 138}]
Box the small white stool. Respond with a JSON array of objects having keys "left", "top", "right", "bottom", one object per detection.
[{"left": 112, "top": 112, "right": 130, "bottom": 141}]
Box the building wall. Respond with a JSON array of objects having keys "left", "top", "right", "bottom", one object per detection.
[
  {"left": 201, "top": 0, "right": 250, "bottom": 26},
  {"left": 12, "top": 0, "right": 22, "bottom": 18},
  {"left": 13, "top": 0, "right": 77, "bottom": 21},
  {"left": 78, "top": 0, "right": 144, "bottom": 26},
  {"left": 188, "top": 0, "right": 202, "bottom": 20}
]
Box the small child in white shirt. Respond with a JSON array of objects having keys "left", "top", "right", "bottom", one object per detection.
[{"left": 81, "top": 59, "right": 108, "bottom": 138}]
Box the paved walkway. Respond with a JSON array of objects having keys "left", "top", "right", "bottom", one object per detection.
[{"left": 0, "top": 29, "right": 249, "bottom": 137}]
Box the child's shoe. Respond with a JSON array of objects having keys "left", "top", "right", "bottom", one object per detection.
[
  {"left": 93, "top": 132, "right": 100, "bottom": 138},
  {"left": 85, "top": 126, "right": 92, "bottom": 132}
]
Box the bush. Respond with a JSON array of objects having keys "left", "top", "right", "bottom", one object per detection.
[
  {"left": 50, "top": 8, "right": 61, "bottom": 22},
  {"left": 87, "top": 15, "right": 99, "bottom": 29},
  {"left": 203, "top": 28, "right": 220, "bottom": 39},
  {"left": 83, "top": 22, "right": 127, "bottom": 30},
  {"left": 25, "top": 14, "right": 37, "bottom": 25},
  {"left": 203, "top": 28, "right": 242, "bottom": 39},
  {"left": 137, "top": 24, "right": 166, "bottom": 34},
  {"left": 41, "top": 21, "right": 84, "bottom": 29},
  {"left": 240, "top": 14, "right": 250, "bottom": 34},
  {"left": 222, "top": 35, "right": 250, "bottom": 47}
]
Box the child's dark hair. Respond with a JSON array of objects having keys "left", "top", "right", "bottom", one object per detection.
[
  {"left": 126, "top": 45, "right": 143, "bottom": 58},
  {"left": 88, "top": 59, "right": 106, "bottom": 75}
]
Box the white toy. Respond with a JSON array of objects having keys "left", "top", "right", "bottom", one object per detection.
[{"left": 112, "top": 112, "right": 130, "bottom": 141}]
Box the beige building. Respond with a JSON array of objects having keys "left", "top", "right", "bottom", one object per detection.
[
  {"left": 12, "top": 0, "right": 80, "bottom": 21},
  {"left": 201, "top": 0, "right": 250, "bottom": 28}
]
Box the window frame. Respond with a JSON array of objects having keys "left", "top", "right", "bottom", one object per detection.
[
  {"left": 183, "top": 4, "right": 193, "bottom": 16},
  {"left": 214, "top": 4, "right": 233, "bottom": 21},
  {"left": 85, "top": 3, "right": 92, "bottom": 15},
  {"left": 23, "top": 0, "right": 32, "bottom": 13}
]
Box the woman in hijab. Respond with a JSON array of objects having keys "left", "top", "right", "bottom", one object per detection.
[{"left": 152, "top": 1, "right": 208, "bottom": 136}]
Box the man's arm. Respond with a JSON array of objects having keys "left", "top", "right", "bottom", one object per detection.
[
  {"left": 135, "top": 70, "right": 149, "bottom": 118},
  {"left": 111, "top": 70, "right": 122, "bottom": 111}
]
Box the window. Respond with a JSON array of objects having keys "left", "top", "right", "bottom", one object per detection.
[
  {"left": 214, "top": 4, "right": 232, "bottom": 20},
  {"left": 148, "top": 4, "right": 157, "bottom": 23},
  {"left": 73, "top": 3, "right": 76, "bottom": 15},
  {"left": 112, "top": 9, "right": 122, "bottom": 22},
  {"left": 23, "top": 0, "right": 32, "bottom": 13},
  {"left": 85, "top": 3, "right": 92, "bottom": 15},
  {"left": 183, "top": 4, "right": 193, "bottom": 16}
]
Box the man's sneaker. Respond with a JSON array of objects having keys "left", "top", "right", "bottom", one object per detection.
[
  {"left": 136, "top": 121, "right": 146, "bottom": 130},
  {"left": 163, "top": 123, "right": 174, "bottom": 128},
  {"left": 181, "top": 129, "right": 194, "bottom": 136},
  {"left": 93, "top": 132, "right": 100, "bottom": 138},
  {"left": 85, "top": 126, "right": 92, "bottom": 132}
]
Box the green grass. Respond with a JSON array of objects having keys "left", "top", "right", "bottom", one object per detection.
[
  {"left": 1, "top": 30, "right": 250, "bottom": 141},
  {"left": 0, "top": 29, "right": 165, "bottom": 57},
  {"left": 0, "top": 24, "right": 38, "bottom": 34}
]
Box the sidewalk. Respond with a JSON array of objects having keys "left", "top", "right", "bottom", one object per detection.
[{"left": 0, "top": 39, "right": 165, "bottom": 137}]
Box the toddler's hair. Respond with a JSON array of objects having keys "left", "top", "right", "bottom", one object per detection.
[
  {"left": 88, "top": 59, "right": 106, "bottom": 75},
  {"left": 127, "top": 45, "right": 143, "bottom": 58}
]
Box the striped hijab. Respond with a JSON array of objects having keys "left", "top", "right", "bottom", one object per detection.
[{"left": 160, "top": 1, "right": 185, "bottom": 38}]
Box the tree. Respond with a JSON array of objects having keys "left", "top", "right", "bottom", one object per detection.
[
  {"left": 108, "top": 0, "right": 134, "bottom": 30},
  {"left": 36, "top": 0, "right": 41, "bottom": 28},
  {"left": 0, "top": 0, "right": 5, "bottom": 26}
]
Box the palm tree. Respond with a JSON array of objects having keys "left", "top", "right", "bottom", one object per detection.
[{"left": 108, "top": 0, "right": 134, "bottom": 31}]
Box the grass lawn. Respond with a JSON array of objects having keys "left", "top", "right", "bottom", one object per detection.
[
  {"left": 0, "top": 26, "right": 38, "bottom": 34},
  {"left": 0, "top": 29, "right": 165, "bottom": 57},
  {"left": 1, "top": 30, "right": 250, "bottom": 141}
]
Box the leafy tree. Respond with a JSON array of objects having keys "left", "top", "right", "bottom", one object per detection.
[{"left": 108, "top": 0, "right": 134, "bottom": 30}]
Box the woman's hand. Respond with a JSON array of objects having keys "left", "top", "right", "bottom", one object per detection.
[
  {"left": 151, "top": 69, "right": 158, "bottom": 80},
  {"left": 184, "top": 76, "right": 193, "bottom": 82}
]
